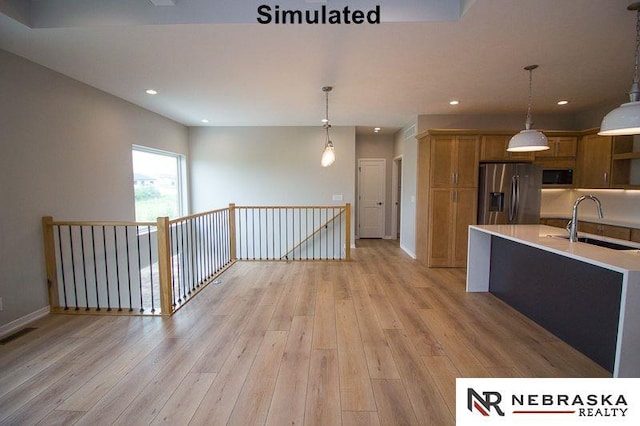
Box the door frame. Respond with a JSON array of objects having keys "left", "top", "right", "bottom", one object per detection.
[
  {"left": 391, "top": 155, "right": 403, "bottom": 240},
  {"left": 357, "top": 158, "right": 386, "bottom": 239}
]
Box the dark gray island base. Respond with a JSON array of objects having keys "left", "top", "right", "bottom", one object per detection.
[
  {"left": 467, "top": 225, "right": 640, "bottom": 377},
  {"left": 490, "top": 236, "right": 622, "bottom": 372}
]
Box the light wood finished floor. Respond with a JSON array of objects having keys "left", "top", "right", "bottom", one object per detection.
[{"left": 0, "top": 239, "right": 608, "bottom": 425}]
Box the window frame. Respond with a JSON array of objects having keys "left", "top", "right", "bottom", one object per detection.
[{"left": 132, "top": 145, "right": 188, "bottom": 222}]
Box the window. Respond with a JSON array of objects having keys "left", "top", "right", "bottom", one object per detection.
[{"left": 132, "top": 146, "right": 185, "bottom": 221}]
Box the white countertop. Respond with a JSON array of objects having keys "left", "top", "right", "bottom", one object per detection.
[{"left": 470, "top": 224, "right": 640, "bottom": 274}]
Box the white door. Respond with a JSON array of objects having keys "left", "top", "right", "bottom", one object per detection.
[{"left": 358, "top": 159, "right": 386, "bottom": 238}]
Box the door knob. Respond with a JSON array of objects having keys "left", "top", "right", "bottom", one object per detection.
[{"left": 377, "top": 202, "right": 383, "bottom": 205}]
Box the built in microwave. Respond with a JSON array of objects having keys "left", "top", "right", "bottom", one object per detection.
[{"left": 542, "top": 169, "right": 573, "bottom": 186}]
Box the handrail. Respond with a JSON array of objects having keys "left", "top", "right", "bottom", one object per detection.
[
  {"left": 168, "top": 207, "right": 229, "bottom": 224},
  {"left": 49, "top": 220, "right": 157, "bottom": 227},
  {"left": 234, "top": 205, "right": 350, "bottom": 261},
  {"left": 42, "top": 202, "right": 350, "bottom": 317},
  {"left": 280, "top": 208, "right": 345, "bottom": 260},
  {"left": 237, "top": 205, "right": 348, "bottom": 209}
]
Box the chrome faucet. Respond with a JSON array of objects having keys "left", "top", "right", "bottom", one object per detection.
[{"left": 567, "top": 195, "right": 604, "bottom": 242}]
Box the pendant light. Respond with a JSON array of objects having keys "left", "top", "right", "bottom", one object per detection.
[
  {"left": 321, "top": 86, "right": 336, "bottom": 167},
  {"left": 507, "top": 65, "right": 549, "bottom": 152},
  {"left": 599, "top": 2, "right": 640, "bottom": 136}
]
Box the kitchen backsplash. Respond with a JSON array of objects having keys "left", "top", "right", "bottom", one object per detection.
[{"left": 541, "top": 188, "right": 640, "bottom": 228}]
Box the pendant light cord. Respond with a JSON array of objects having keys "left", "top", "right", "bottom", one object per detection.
[
  {"left": 325, "top": 90, "right": 330, "bottom": 124},
  {"left": 631, "top": 6, "right": 640, "bottom": 101},
  {"left": 523, "top": 65, "right": 538, "bottom": 130},
  {"left": 525, "top": 68, "right": 533, "bottom": 130},
  {"left": 322, "top": 86, "right": 332, "bottom": 142}
]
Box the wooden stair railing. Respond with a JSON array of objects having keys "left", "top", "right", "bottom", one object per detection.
[
  {"left": 42, "top": 203, "right": 350, "bottom": 316},
  {"left": 280, "top": 207, "right": 346, "bottom": 260}
]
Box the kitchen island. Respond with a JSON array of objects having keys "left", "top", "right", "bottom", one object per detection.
[{"left": 466, "top": 224, "right": 640, "bottom": 377}]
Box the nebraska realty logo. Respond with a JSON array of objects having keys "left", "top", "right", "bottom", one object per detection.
[{"left": 457, "top": 379, "right": 640, "bottom": 425}]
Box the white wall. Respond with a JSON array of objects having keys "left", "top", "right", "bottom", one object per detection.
[
  {"left": 0, "top": 49, "right": 188, "bottom": 329},
  {"left": 188, "top": 126, "right": 356, "bottom": 241},
  {"left": 355, "top": 133, "right": 395, "bottom": 238},
  {"left": 394, "top": 119, "right": 418, "bottom": 258}
]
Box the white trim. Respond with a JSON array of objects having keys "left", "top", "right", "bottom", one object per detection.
[
  {"left": 391, "top": 155, "right": 403, "bottom": 241},
  {"left": 383, "top": 235, "right": 394, "bottom": 240},
  {"left": 0, "top": 306, "right": 50, "bottom": 339},
  {"left": 132, "top": 144, "right": 187, "bottom": 219},
  {"left": 400, "top": 244, "right": 416, "bottom": 259}
]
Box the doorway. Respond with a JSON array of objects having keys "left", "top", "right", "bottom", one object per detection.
[{"left": 358, "top": 158, "right": 386, "bottom": 238}]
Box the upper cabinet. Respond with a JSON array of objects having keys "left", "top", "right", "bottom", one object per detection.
[
  {"left": 431, "top": 135, "right": 480, "bottom": 188},
  {"left": 576, "top": 133, "right": 613, "bottom": 189},
  {"left": 480, "top": 135, "right": 535, "bottom": 162},
  {"left": 611, "top": 135, "right": 640, "bottom": 188},
  {"left": 576, "top": 132, "right": 639, "bottom": 189},
  {"left": 535, "top": 136, "right": 577, "bottom": 158}
]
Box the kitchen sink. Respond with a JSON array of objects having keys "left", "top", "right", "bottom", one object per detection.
[{"left": 550, "top": 235, "right": 639, "bottom": 251}]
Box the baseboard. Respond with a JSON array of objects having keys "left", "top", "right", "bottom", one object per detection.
[
  {"left": 0, "top": 306, "right": 50, "bottom": 339},
  {"left": 400, "top": 244, "right": 416, "bottom": 259},
  {"left": 383, "top": 235, "right": 397, "bottom": 240}
]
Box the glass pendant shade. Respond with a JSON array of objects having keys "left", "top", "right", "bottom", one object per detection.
[
  {"left": 320, "top": 86, "right": 335, "bottom": 167},
  {"left": 507, "top": 129, "right": 549, "bottom": 152},
  {"left": 321, "top": 140, "right": 335, "bottom": 167},
  {"left": 599, "top": 101, "right": 640, "bottom": 135}
]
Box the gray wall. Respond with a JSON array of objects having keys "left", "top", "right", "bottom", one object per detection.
[
  {"left": 0, "top": 49, "right": 188, "bottom": 329},
  {"left": 188, "top": 126, "right": 357, "bottom": 242},
  {"left": 355, "top": 132, "right": 395, "bottom": 238}
]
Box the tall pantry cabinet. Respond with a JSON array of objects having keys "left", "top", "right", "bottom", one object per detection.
[{"left": 416, "top": 132, "right": 479, "bottom": 267}]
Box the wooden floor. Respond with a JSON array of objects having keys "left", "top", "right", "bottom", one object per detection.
[{"left": 0, "top": 239, "right": 608, "bottom": 425}]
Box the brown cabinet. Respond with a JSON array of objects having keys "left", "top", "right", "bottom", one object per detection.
[
  {"left": 431, "top": 135, "right": 479, "bottom": 188},
  {"left": 480, "top": 135, "right": 535, "bottom": 162},
  {"left": 545, "top": 218, "right": 638, "bottom": 241},
  {"left": 427, "top": 189, "right": 477, "bottom": 267},
  {"left": 611, "top": 135, "right": 640, "bottom": 188},
  {"left": 576, "top": 133, "right": 612, "bottom": 188},
  {"left": 416, "top": 132, "right": 479, "bottom": 267},
  {"left": 535, "top": 136, "right": 577, "bottom": 158},
  {"left": 578, "top": 222, "right": 632, "bottom": 240}
]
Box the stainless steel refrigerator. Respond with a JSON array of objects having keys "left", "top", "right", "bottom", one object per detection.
[{"left": 478, "top": 163, "right": 542, "bottom": 225}]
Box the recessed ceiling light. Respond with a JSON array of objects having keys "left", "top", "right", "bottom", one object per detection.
[
  {"left": 201, "top": 119, "right": 209, "bottom": 123},
  {"left": 374, "top": 127, "right": 381, "bottom": 133},
  {"left": 145, "top": 89, "right": 158, "bottom": 95},
  {"left": 321, "top": 118, "right": 329, "bottom": 123},
  {"left": 557, "top": 100, "right": 569, "bottom": 105},
  {"left": 449, "top": 100, "right": 460, "bottom": 105}
]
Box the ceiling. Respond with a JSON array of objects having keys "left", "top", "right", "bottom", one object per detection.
[{"left": 0, "top": 0, "right": 635, "bottom": 133}]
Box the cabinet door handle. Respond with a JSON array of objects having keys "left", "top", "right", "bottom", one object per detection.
[
  {"left": 455, "top": 172, "right": 459, "bottom": 185},
  {"left": 451, "top": 172, "right": 456, "bottom": 184},
  {"left": 604, "top": 172, "right": 608, "bottom": 183}
]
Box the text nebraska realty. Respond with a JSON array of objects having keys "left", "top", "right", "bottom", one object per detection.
[{"left": 257, "top": 4, "right": 381, "bottom": 24}]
